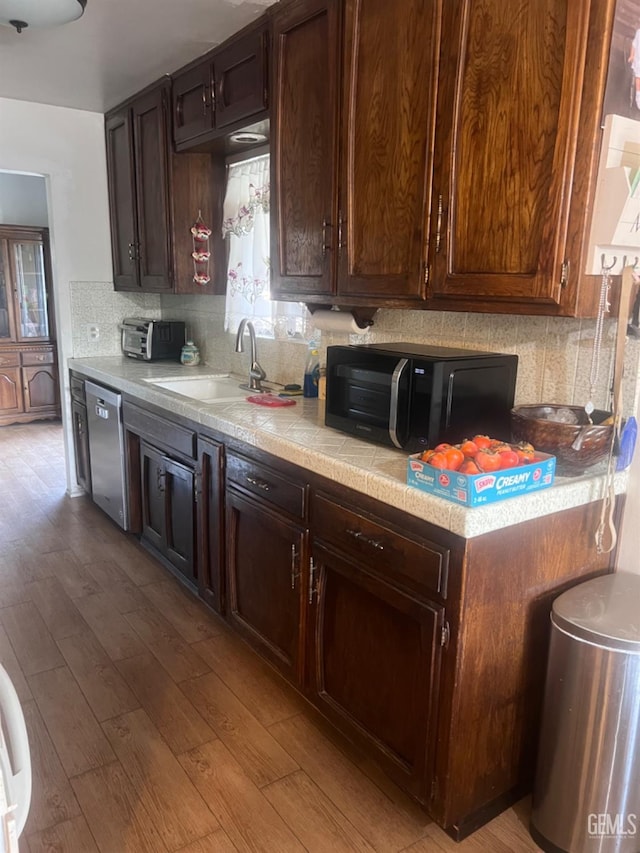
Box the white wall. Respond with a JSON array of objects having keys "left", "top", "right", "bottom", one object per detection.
[
  {"left": 0, "top": 172, "right": 48, "bottom": 226},
  {"left": 0, "top": 97, "right": 113, "bottom": 493}
]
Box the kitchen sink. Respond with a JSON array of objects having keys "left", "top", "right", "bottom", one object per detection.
[{"left": 143, "top": 374, "right": 248, "bottom": 403}]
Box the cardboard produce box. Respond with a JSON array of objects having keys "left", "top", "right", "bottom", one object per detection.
[{"left": 407, "top": 451, "right": 556, "bottom": 507}]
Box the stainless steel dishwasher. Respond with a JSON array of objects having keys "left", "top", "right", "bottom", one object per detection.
[{"left": 85, "top": 380, "right": 129, "bottom": 530}]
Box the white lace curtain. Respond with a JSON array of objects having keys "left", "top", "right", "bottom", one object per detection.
[{"left": 222, "top": 154, "right": 305, "bottom": 338}]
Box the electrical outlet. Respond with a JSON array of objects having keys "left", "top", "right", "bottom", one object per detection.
[{"left": 87, "top": 324, "right": 100, "bottom": 342}]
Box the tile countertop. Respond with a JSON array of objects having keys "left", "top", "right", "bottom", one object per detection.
[{"left": 68, "top": 356, "right": 629, "bottom": 540}]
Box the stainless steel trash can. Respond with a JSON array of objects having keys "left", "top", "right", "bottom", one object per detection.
[{"left": 531, "top": 572, "right": 640, "bottom": 853}]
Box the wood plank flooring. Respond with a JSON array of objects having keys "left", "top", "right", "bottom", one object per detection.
[{"left": 0, "top": 422, "right": 542, "bottom": 852}]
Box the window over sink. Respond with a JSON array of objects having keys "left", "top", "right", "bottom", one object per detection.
[{"left": 222, "top": 153, "right": 307, "bottom": 340}]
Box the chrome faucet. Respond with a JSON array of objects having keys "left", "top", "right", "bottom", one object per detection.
[{"left": 235, "top": 318, "right": 266, "bottom": 392}]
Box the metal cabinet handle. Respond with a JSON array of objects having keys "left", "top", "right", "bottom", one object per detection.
[
  {"left": 246, "top": 476, "right": 270, "bottom": 492},
  {"left": 322, "top": 219, "right": 331, "bottom": 256},
  {"left": 128, "top": 242, "right": 136, "bottom": 262},
  {"left": 346, "top": 529, "right": 384, "bottom": 551},
  {"left": 337, "top": 212, "right": 346, "bottom": 251},
  {"left": 157, "top": 467, "right": 166, "bottom": 493},
  {"left": 194, "top": 469, "right": 202, "bottom": 505},
  {"left": 435, "top": 193, "right": 443, "bottom": 254},
  {"left": 308, "top": 557, "right": 317, "bottom": 604},
  {"left": 291, "top": 544, "right": 299, "bottom": 590}
]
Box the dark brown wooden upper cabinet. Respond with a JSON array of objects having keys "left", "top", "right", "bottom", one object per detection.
[
  {"left": 105, "top": 108, "right": 139, "bottom": 291},
  {"left": 106, "top": 85, "right": 172, "bottom": 292},
  {"left": 337, "top": 0, "right": 441, "bottom": 302},
  {"left": 214, "top": 26, "right": 269, "bottom": 130},
  {"left": 105, "top": 80, "right": 224, "bottom": 295},
  {"left": 271, "top": 0, "right": 341, "bottom": 301},
  {"left": 272, "top": 0, "right": 617, "bottom": 317},
  {"left": 271, "top": 0, "right": 442, "bottom": 304},
  {"left": 426, "top": 0, "right": 591, "bottom": 314},
  {"left": 172, "top": 63, "right": 215, "bottom": 150},
  {"left": 171, "top": 17, "right": 269, "bottom": 152},
  {"left": 131, "top": 87, "right": 173, "bottom": 292}
]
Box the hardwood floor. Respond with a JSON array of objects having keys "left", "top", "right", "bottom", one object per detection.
[{"left": 0, "top": 422, "right": 542, "bottom": 852}]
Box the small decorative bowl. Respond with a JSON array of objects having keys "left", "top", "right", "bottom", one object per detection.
[{"left": 510, "top": 404, "right": 614, "bottom": 476}]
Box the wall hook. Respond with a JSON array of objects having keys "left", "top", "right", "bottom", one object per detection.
[{"left": 601, "top": 254, "right": 617, "bottom": 272}]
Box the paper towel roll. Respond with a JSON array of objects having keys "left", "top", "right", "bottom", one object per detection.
[{"left": 309, "top": 310, "right": 369, "bottom": 335}]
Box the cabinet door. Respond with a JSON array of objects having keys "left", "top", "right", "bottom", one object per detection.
[
  {"left": 71, "top": 399, "right": 91, "bottom": 493},
  {"left": 172, "top": 62, "right": 215, "bottom": 147},
  {"left": 22, "top": 364, "right": 58, "bottom": 412},
  {"left": 428, "top": 0, "right": 590, "bottom": 309},
  {"left": 132, "top": 86, "right": 173, "bottom": 292},
  {"left": 0, "top": 241, "right": 17, "bottom": 343},
  {"left": 213, "top": 24, "right": 268, "bottom": 130},
  {"left": 271, "top": 0, "right": 340, "bottom": 300},
  {"left": 226, "top": 488, "right": 307, "bottom": 682},
  {"left": 197, "top": 436, "right": 225, "bottom": 613},
  {"left": 337, "top": 0, "right": 442, "bottom": 301},
  {"left": 105, "top": 109, "right": 139, "bottom": 291},
  {"left": 140, "top": 442, "right": 166, "bottom": 554},
  {"left": 310, "top": 541, "right": 443, "bottom": 800},
  {"left": 0, "top": 367, "right": 23, "bottom": 417},
  {"left": 164, "top": 456, "right": 196, "bottom": 584}
]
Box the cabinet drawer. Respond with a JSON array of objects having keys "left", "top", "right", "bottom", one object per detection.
[
  {"left": 21, "top": 350, "right": 54, "bottom": 366},
  {"left": 313, "top": 493, "right": 449, "bottom": 598},
  {"left": 123, "top": 402, "right": 196, "bottom": 459},
  {"left": 70, "top": 374, "right": 85, "bottom": 403},
  {"left": 0, "top": 352, "right": 19, "bottom": 368},
  {"left": 226, "top": 452, "right": 306, "bottom": 519}
]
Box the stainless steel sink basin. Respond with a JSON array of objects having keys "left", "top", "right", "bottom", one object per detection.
[{"left": 143, "top": 374, "right": 248, "bottom": 403}]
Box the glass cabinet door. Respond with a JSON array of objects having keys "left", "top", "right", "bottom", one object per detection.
[
  {"left": 0, "top": 242, "right": 16, "bottom": 342},
  {"left": 12, "top": 240, "right": 48, "bottom": 340}
]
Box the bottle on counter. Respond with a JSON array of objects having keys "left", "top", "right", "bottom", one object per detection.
[
  {"left": 180, "top": 340, "right": 200, "bottom": 366},
  {"left": 303, "top": 340, "right": 320, "bottom": 398},
  {"left": 318, "top": 366, "right": 327, "bottom": 400}
]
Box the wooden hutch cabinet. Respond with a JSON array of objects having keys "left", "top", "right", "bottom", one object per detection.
[{"left": 0, "top": 226, "right": 59, "bottom": 426}]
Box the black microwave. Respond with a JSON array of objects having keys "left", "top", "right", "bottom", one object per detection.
[{"left": 325, "top": 343, "right": 518, "bottom": 452}]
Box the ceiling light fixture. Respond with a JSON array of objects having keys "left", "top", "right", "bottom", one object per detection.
[{"left": 0, "top": 0, "right": 86, "bottom": 33}]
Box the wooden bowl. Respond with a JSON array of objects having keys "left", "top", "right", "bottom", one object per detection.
[{"left": 510, "top": 404, "right": 613, "bottom": 476}]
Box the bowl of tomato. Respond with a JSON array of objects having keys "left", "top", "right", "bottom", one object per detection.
[{"left": 510, "top": 405, "right": 613, "bottom": 476}]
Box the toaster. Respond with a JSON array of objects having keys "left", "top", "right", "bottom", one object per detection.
[{"left": 120, "top": 319, "right": 186, "bottom": 361}]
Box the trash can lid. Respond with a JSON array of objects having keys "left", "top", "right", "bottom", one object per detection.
[{"left": 551, "top": 571, "right": 640, "bottom": 652}]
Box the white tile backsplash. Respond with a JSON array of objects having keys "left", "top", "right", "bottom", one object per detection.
[
  {"left": 67, "top": 282, "right": 640, "bottom": 416},
  {"left": 69, "top": 281, "right": 162, "bottom": 357}
]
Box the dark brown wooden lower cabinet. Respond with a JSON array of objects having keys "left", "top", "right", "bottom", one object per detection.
[
  {"left": 309, "top": 541, "right": 443, "bottom": 801},
  {"left": 140, "top": 441, "right": 196, "bottom": 584},
  {"left": 71, "top": 399, "right": 91, "bottom": 493},
  {"left": 73, "top": 385, "right": 620, "bottom": 840},
  {"left": 225, "top": 487, "right": 308, "bottom": 682},
  {"left": 197, "top": 435, "right": 225, "bottom": 613}
]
